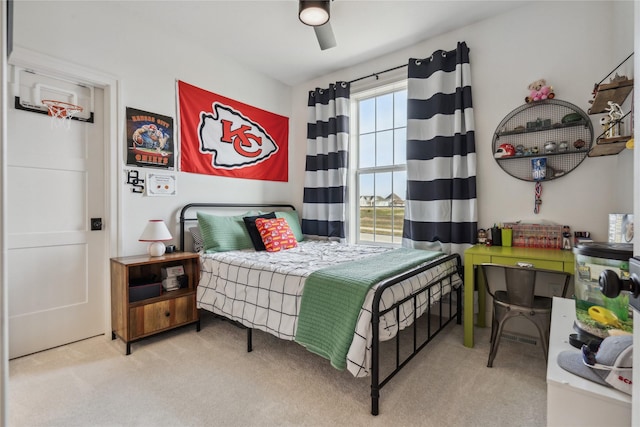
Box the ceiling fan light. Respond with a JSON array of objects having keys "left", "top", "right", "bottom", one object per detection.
[{"left": 299, "top": 1, "right": 330, "bottom": 26}]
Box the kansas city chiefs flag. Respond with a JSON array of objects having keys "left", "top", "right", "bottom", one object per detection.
[{"left": 178, "top": 80, "right": 289, "bottom": 181}]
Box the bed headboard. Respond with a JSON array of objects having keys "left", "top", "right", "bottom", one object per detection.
[{"left": 178, "top": 202, "right": 296, "bottom": 252}]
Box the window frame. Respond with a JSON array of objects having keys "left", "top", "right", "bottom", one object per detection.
[{"left": 348, "top": 79, "right": 408, "bottom": 246}]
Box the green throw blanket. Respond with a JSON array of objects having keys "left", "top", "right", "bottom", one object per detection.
[{"left": 294, "top": 248, "right": 443, "bottom": 370}]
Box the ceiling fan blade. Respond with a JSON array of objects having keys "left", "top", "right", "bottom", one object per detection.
[{"left": 314, "top": 22, "right": 336, "bottom": 50}]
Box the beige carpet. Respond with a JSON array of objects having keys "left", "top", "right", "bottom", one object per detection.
[{"left": 8, "top": 311, "right": 547, "bottom": 426}]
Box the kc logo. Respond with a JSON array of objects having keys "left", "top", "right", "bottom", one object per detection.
[{"left": 198, "top": 103, "right": 278, "bottom": 169}]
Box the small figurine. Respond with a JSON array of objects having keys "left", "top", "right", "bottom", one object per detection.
[
  {"left": 544, "top": 141, "right": 557, "bottom": 153},
  {"left": 477, "top": 228, "right": 487, "bottom": 244},
  {"left": 607, "top": 101, "right": 624, "bottom": 122},
  {"left": 562, "top": 225, "right": 572, "bottom": 250},
  {"left": 604, "top": 101, "right": 624, "bottom": 138},
  {"left": 558, "top": 141, "right": 569, "bottom": 152}
]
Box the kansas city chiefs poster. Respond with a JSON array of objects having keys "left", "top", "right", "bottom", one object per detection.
[{"left": 178, "top": 80, "right": 289, "bottom": 182}]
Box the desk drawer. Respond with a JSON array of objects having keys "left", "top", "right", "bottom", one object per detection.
[{"left": 491, "top": 256, "right": 563, "bottom": 271}]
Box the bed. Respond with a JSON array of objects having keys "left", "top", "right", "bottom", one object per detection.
[{"left": 179, "top": 203, "right": 463, "bottom": 415}]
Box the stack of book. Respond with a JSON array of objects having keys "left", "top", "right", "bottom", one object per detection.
[{"left": 161, "top": 265, "right": 187, "bottom": 291}]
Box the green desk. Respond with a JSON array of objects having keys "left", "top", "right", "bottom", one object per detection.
[{"left": 463, "top": 245, "right": 575, "bottom": 347}]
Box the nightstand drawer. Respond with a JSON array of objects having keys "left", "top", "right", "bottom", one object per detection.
[
  {"left": 491, "top": 256, "right": 563, "bottom": 271},
  {"left": 129, "top": 294, "right": 196, "bottom": 338}
]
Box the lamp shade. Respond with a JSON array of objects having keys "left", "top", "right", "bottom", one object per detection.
[
  {"left": 299, "top": 1, "right": 330, "bottom": 26},
  {"left": 139, "top": 220, "right": 172, "bottom": 256}
]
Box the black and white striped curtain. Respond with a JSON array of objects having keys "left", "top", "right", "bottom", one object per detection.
[
  {"left": 403, "top": 42, "right": 477, "bottom": 256},
  {"left": 301, "top": 82, "right": 350, "bottom": 241}
]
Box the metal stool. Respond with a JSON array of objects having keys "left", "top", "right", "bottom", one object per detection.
[{"left": 479, "top": 263, "right": 571, "bottom": 367}]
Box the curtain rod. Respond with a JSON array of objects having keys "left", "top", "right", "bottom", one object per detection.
[
  {"left": 347, "top": 47, "right": 462, "bottom": 85},
  {"left": 348, "top": 63, "right": 407, "bottom": 84}
]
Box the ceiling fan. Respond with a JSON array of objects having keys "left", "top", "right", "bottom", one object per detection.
[{"left": 298, "top": 0, "right": 337, "bottom": 50}]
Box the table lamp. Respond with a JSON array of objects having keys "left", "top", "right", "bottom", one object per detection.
[{"left": 139, "top": 220, "right": 172, "bottom": 256}]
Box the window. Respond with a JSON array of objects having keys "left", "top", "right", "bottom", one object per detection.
[{"left": 350, "top": 81, "right": 407, "bottom": 245}]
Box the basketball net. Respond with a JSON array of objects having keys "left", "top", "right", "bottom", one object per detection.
[{"left": 42, "top": 99, "right": 84, "bottom": 130}]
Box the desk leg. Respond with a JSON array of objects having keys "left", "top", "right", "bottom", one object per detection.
[
  {"left": 464, "top": 261, "right": 475, "bottom": 347},
  {"left": 477, "top": 265, "right": 486, "bottom": 329}
]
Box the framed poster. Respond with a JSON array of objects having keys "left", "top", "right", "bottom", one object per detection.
[{"left": 126, "top": 107, "right": 175, "bottom": 169}]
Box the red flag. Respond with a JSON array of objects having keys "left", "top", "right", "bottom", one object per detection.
[{"left": 178, "top": 80, "right": 288, "bottom": 182}]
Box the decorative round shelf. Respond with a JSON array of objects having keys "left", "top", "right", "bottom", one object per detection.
[{"left": 492, "top": 99, "right": 593, "bottom": 182}]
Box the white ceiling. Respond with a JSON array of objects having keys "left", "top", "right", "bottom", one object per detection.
[{"left": 124, "top": 0, "right": 531, "bottom": 86}]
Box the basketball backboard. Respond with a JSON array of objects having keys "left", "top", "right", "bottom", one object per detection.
[{"left": 11, "top": 66, "right": 94, "bottom": 122}]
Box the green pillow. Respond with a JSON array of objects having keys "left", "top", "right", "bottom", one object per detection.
[
  {"left": 197, "top": 211, "right": 257, "bottom": 252},
  {"left": 275, "top": 211, "right": 304, "bottom": 242}
]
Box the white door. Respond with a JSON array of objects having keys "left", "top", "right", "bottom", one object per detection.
[{"left": 6, "top": 67, "right": 106, "bottom": 359}]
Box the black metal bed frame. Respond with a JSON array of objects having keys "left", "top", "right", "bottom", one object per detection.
[{"left": 179, "top": 202, "right": 463, "bottom": 416}]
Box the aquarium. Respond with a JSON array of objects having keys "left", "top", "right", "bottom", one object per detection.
[{"left": 573, "top": 242, "right": 633, "bottom": 338}]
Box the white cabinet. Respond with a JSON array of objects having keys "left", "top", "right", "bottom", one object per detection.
[{"left": 547, "top": 297, "right": 631, "bottom": 426}]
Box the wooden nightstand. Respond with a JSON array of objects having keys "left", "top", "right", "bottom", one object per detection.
[{"left": 110, "top": 252, "right": 200, "bottom": 354}]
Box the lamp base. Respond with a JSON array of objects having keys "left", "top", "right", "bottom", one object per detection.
[{"left": 148, "top": 242, "right": 166, "bottom": 257}]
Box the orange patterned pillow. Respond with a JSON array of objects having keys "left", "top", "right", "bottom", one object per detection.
[{"left": 255, "top": 217, "right": 298, "bottom": 252}]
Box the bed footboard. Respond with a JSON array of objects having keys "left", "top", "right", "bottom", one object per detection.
[{"left": 369, "top": 253, "right": 463, "bottom": 416}]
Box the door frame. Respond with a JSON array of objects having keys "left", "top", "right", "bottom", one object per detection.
[{"left": 7, "top": 46, "right": 121, "bottom": 339}]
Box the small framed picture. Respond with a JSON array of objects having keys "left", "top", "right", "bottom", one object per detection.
[
  {"left": 608, "top": 213, "right": 633, "bottom": 243},
  {"left": 146, "top": 173, "right": 177, "bottom": 197}
]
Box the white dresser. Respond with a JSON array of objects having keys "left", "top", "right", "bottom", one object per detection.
[{"left": 547, "top": 297, "right": 631, "bottom": 426}]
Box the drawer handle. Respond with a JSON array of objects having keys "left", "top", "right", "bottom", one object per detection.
[{"left": 165, "top": 311, "right": 170, "bottom": 317}]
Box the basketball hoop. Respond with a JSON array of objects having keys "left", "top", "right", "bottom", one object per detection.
[{"left": 41, "top": 99, "right": 84, "bottom": 129}]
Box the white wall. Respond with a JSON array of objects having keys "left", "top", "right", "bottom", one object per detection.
[
  {"left": 0, "top": 1, "right": 7, "bottom": 425},
  {"left": 11, "top": 1, "right": 635, "bottom": 255},
  {"left": 290, "top": 1, "right": 635, "bottom": 242},
  {"left": 12, "top": 1, "right": 295, "bottom": 256}
]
